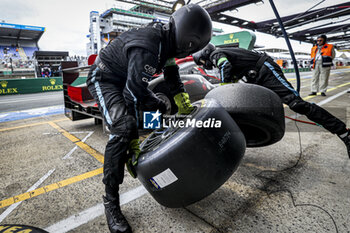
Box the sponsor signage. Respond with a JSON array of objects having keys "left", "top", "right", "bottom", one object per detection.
[
  {"left": 211, "top": 31, "right": 256, "bottom": 50},
  {"left": 0, "top": 78, "right": 63, "bottom": 95}
]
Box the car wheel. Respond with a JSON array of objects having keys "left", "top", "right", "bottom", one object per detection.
[
  {"left": 152, "top": 82, "right": 178, "bottom": 115},
  {"left": 205, "top": 83, "right": 285, "bottom": 147},
  {"left": 136, "top": 98, "right": 246, "bottom": 208}
]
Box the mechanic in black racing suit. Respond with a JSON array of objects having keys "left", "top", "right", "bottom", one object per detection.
[
  {"left": 193, "top": 43, "right": 350, "bottom": 159},
  {"left": 86, "top": 4, "right": 212, "bottom": 233}
]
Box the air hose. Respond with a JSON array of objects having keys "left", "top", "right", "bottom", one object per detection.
[{"left": 268, "top": 0, "right": 301, "bottom": 93}]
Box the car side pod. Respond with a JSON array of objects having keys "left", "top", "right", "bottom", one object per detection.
[
  {"left": 136, "top": 98, "right": 246, "bottom": 208},
  {"left": 205, "top": 83, "right": 285, "bottom": 147}
]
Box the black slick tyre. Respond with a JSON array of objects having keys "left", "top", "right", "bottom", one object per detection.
[
  {"left": 135, "top": 98, "right": 246, "bottom": 208},
  {"left": 205, "top": 83, "right": 285, "bottom": 147}
]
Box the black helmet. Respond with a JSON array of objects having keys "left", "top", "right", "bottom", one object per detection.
[
  {"left": 192, "top": 43, "right": 215, "bottom": 70},
  {"left": 170, "top": 4, "right": 212, "bottom": 58}
]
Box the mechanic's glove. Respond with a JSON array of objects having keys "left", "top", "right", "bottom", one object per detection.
[
  {"left": 174, "top": 92, "right": 194, "bottom": 115},
  {"left": 141, "top": 94, "right": 167, "bottom": 114},
  {"left": 126, "top": 160, "right": 137, "bottom": 178},
  {"left": 129, "top": 139, "right": 141, "bottom": 166},
  {"left": 126, "top": 139, "right": 141, "bottom": 178},
  {"left": 220, "top": 78, "right": 239, "bottom": 85}
]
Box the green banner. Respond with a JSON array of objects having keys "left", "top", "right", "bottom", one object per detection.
[
  {"left": 0, "top": 77, "right": 63, "bottom": 95},
  {"left": 282, "top": 68, "right": 311, "bottom": 73},
  {"left": 211, "top": 31, "right": 256, "bottom": 50}
]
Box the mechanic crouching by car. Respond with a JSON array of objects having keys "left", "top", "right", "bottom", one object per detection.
[
  {"left": 193, "top": 43, "right": 350, "bottom": 159},
  {"left": 86, "top": 4, "right": 212, "bottom": 233}
]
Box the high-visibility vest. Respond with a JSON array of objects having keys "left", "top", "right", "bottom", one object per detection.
[{"left": 310, "top": 43, "right": 333, "bottom": 68}]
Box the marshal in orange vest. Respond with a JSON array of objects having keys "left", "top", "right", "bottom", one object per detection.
[{"left": 310, "top": 43, "right": 334, "bottom": 68}]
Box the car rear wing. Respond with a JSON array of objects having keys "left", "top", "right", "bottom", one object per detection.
[
  {"left": 61, "top": 61, "right": 90, "bottom": 85},
  {"left": 61, "top": 61, "right": 103, "bottom": 123}
]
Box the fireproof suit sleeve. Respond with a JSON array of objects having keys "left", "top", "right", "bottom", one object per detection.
[
  {"left": 124, "top": 47, "right": 162, "bottom": 107},
  {"left": 211, "top": 52, "right": 235, "bottom": 83}
]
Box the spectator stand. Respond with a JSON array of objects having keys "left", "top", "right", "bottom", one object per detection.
[{"left": 0, "top": 22, "right": 44, "bottom": 78}]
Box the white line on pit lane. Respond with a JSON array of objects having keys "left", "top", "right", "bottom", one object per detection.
[
  {"left": 0, "top": 169, "right": 56, "bottom": 223},
  {"left": 62, "top": 131, "right": 94, "bottom": 160},
  {"left": 0, "top": 129, "right": 96, "bottom": 223},
  {"left": 44, "top": 186, "right": 148, "bottom": 233}
]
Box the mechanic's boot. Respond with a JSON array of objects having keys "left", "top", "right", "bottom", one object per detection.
[
  {"left": 339, "top": 130, "right": 350, "bottom": 159},
  {"left": 308, "top": 92, "right": 317, "bottom": 96},
  {"left": 103, "top": 196, "right": 132, "bottom": 233}
]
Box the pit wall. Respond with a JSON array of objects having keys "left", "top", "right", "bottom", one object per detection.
[{"left": 0, "top": 77, "right": 63, "bottom": 95}]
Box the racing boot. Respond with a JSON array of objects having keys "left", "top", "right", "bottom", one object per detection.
[
  {"left": 103, "top": 195, "right": 132, "bottom": 233},
  {"left": 338, "top": 129, "right": 350, "bottom": 159}
]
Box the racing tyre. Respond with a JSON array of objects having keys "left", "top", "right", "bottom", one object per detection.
[
  {"left": 136, "top": 98, "right": 246, "bottom": 208},
  {"left": 205, "top": 83, "right": 285, "bottom": 147},
  {"left": 150, "top": 74, "right": 215, "bottom": 114},
  {"left": 152, "top": 82, "right": 177, "bottom": 115}
]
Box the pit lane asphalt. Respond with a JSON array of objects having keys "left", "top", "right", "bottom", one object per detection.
[
  {"left": 0, "top": 91, "right": 64, "bottom": 112},
  {"left": 0, "top": 69, "right": 349, "bottom": 233}
]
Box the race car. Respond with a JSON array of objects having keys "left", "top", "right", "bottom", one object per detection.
[
  {"left": 62, "top": 56, "right": 219, "bottom": 122},
  {"left": 62, "top": 56, "right": 285, "bottom": 148}
]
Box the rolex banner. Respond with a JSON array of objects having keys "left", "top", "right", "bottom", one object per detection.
[{"left": 0, "top": 78, "right": 63, "bottom": 95}]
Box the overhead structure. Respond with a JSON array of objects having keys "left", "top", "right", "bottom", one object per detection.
[
  {"left": 117, "top": 0, "right": 173, "bottom": 14},
  {"left": 0, "top": 22, "right": 45, "bottom": 45},
  {"left": 0, "top": 22, "right": 45, "bottom": 60},
  {"left": 204, "top": 1, "right": 350, "bottom": 50},
  {"left": 118, "top": 0, "right": 350, "bottom": 50},
  {"left": 251, "top": 2, "right": 350, "bottom": 50}
]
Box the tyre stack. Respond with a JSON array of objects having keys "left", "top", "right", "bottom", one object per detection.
[
  {"left": 135, "top": 83, "right": 285, "bottom": 207},
  {"left": 136, "top": 98, "right": 246, "bottom": 207}
]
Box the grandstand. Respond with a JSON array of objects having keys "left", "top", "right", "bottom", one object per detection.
[
  {"left": 0, "top": 22, "right": 45, "bottom": 60},
  {"left": 0, "top": 22, "right": 45, "bottom": 77}
]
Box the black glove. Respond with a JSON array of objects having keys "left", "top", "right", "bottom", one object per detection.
[{"left": 140, "top": 93, "right": 167, "bottom": 114}]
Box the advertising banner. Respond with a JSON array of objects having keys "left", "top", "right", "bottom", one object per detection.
[{"left": 0, "top": 78, "right": 63, "bottom": 95}]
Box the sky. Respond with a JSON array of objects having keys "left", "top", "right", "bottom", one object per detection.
[
  {"left": 1, "top": 0, "right": 348, "bottom": 56},
  {"left": 1, "top": 0, "right": 118, "bottom": 55}
]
